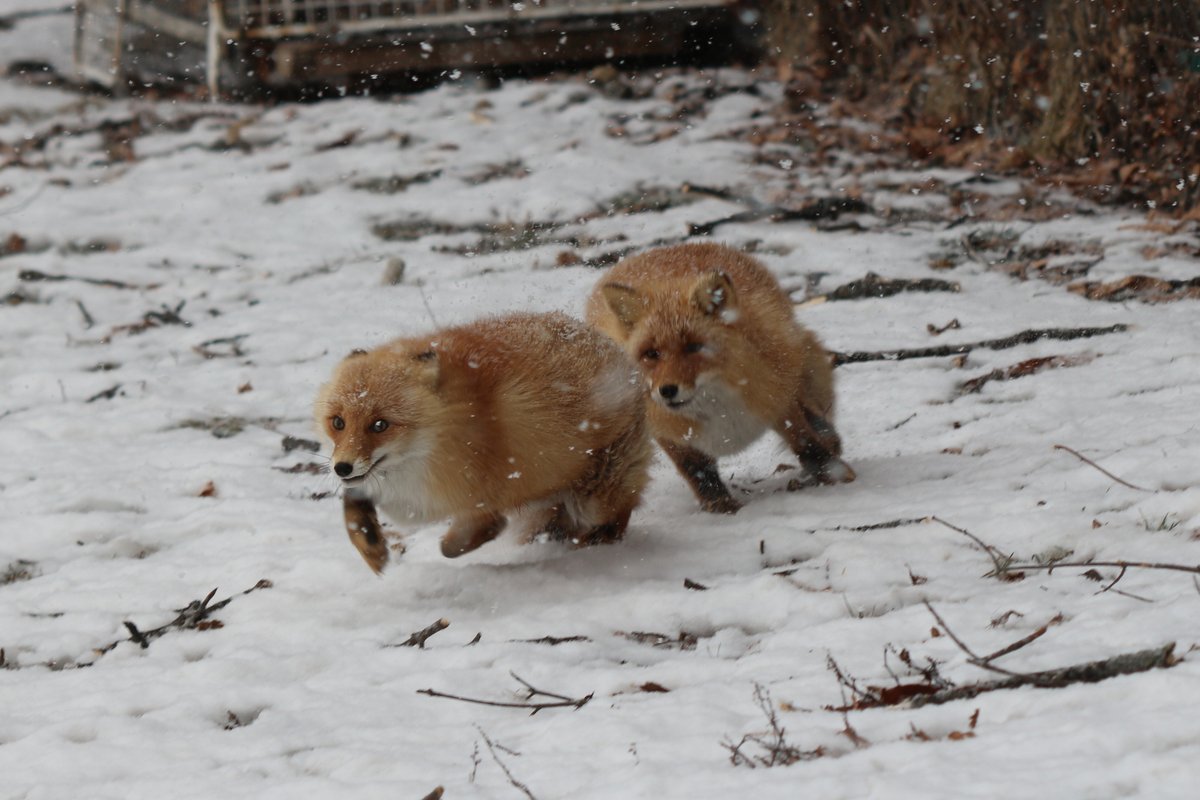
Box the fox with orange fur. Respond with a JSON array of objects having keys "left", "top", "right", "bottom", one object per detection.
[
  {"left": 315, "top": 312, "right": 652, "bottom": 573},
  {"left": 586, "top": 242, "right": 853, "bottom": 514}
]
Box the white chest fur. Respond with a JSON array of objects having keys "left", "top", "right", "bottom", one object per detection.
[{"left": 679, "top": 377, "right": 768, "bottom": 457}]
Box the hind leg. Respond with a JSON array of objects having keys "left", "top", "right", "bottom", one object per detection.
[
  {"left": 440, "top": 511, "right": 507, "bottom": 558},
  {"left": 776, "top": 401, "right": 855, "bottom": 485},
  {"left": 571, "top": 417, "right": 653, "bottom": 546}
]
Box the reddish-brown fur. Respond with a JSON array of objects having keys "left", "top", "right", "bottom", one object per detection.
[
  {"left": 586, "top": 242, "right": 853, "bottom": 513},
  {"left": 315, "top": 312, "right": 652, "bottom": 572}
]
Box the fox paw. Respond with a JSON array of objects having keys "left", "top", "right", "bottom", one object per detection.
[{"left": 700, "top": 495, "right": 743, "bottom": 514}]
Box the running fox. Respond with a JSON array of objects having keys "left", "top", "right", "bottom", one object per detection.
[
  {"left": 586, "top": 242, "right": 853, "bottom": 513},
  {"left": 314, "top": 312, "right": 652, "bottom": 572}
]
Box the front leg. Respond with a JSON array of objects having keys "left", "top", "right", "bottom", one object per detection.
[
  {"left": 658, "top": 438, "right": 742, "bottom": 514},
  {"left": 343, "top": 492, "right": 393, "bottom": 574},
  {"left": 777, "top": 405, "right": 856, "bottom": 485},
  {"left": 440, "top": 511, "right": 507, "bottom": 558}
]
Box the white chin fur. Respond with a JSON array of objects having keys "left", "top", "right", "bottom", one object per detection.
[
  {"left": 359, "top": 433, "right": 439, "bottom": 523},
  {"left": 673, "top": 377, "right": 767, "bottom": 457}
]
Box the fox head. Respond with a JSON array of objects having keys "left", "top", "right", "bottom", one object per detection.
[
  {"left": 314, "top": 346, "right": 440, "bottom": 488},
  {"left": 601, "top": 270, "right": 742, "bottom": 413}
]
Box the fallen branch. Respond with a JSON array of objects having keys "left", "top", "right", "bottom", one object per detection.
[
  {"left": 18, "top": 268, "right": 147, "bottom": 291},
  {"left": 388, "top": 618, "right": 449, "bottom": 649},
  {"left": 954, "top": 354, "right": 1094, "bottom": 398},
  {"left": 806, "top": 272, "right": 960, "bottom": 303},
  {"left": 910, "top": 643, "right": 1177, "bottom": 707},
  {"left": 418, "top": 673, "right": 592, "bottom": 714},
  {"left": 1004, "top": 559, "right": 1200, "bottom": 579},
  {"left": 687, "top": 195, "right": 874, "bottom": 237},
  {"left": 509, "top": 635, "right": 590, "bottom": 645},
  {"left": 1052, "top": 443, "right": 1153, "bottom": 492},
  {"left": 832, "top": 324, "right": 1128, "bottom": 366},
  {"left": 88, "top": 579, "right": 272, "bottom": 663}
]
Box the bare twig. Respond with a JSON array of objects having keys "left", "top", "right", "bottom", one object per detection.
[
  {"left": 388, "top": 618, "right": 449, "bottom": 649},
  {"left": 832, "top": 324, "right": 1128, "bottom": 365},
  {"left": 418, "top": 674, "right": 592, "bottom": 714},
  {"left": 1052, "top": 444, "right": 1153, "bottom": 492},
  {"left": 509, "top": 671, "right": 576, "bottom": 704},
  {"left": 1004, "top": 560, "right": 1200, "bottom": 578},
  {"left": 86, "top": 580, "right": 272, "bottom": 665},
  {"left": 476, "top": 727, "right": 538, "bottom": 800},
  {"left": 927, "top": 517, "right": 1014, "bottom": 578},
  {"left": 723, "top": 683, "right": 824, "bottom": 767},
  {"left": 922, "top": 601, "right": 1026, "bottom": 679},
  {"left": 508, "top": 635, "right": 589, "bottom": 646}
]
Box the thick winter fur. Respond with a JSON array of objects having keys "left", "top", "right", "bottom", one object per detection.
[
  {"left": 314, "top": 312, "right": 652, "bottom": 572},
  {"left": 586, "top": 242, "right": 854, "bottom": 513}
]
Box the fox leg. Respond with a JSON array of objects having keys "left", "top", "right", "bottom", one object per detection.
[
  {"left": 343, "top": 492, "right": 393, "bottom": 574},
  {"left": 440, "top": 511, "right": 507, "bottom": 558},
  {"left": 776, "top": 403, "right": 855, "bottom": 485},
  {"left": 658, "top": 438, "right": 742, "bottom": 514},
  {"left": 524, "top": 502, "right": 572, "bottom": 543},
  {"left": 566, "top": 417, "right": 653, "bottom": 546}
]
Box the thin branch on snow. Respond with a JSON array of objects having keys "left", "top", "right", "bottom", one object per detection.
[
  {"left": 1052, "top": 443, "right": 1154, "bottom": 492},
  {"left": 723, "top": 683, "right": 825, "bottom": 768},
  {"left": 927, "top": 516, "right": 1016, "bottom": 578},
  {"left": 34, "top": 580, "right": 278, "bottom": 669},
  {"left": 922, "top": 601, "right": 1061, "bottom": 678},
  {"left": 476, "top": 727, "right": 538, "bottom": 800},
  {"left": 1004, "top": 559, "right": 1200, "bottom": 579},
  {"left": 831, "top": 324, "right": 1128, "bottom": 366},
  {"left": 418, "top": 674, "right": 592, "bottom": 714}
]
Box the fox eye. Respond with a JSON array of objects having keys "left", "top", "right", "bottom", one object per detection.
[
  {"left": 370, "top": 419, "right": 389, "bottom": 433},
  {"left": 641, "top": 348, "right": 660, "bottom": 361},
  {"left": 331, "top": 416, "right": 345, "bottom": 431},
  {"left": 684, "top": 342, "right": 705, "bottom": 354}
]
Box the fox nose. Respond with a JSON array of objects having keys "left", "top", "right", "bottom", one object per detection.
[
  {"left": 659, "top": 384, "right": 679, "bottom": 400},
  {"left": 334, "top": 462, "right": 353, "bottom": 478}
]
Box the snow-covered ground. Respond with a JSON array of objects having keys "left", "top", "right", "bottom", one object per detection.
[{"left": 3, "top": 8, "right": 1200, "bottom": 799}]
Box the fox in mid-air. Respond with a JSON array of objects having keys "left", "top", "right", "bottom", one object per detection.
[
  {"left": 586, "top": 242, "right": 853, "bottom": 514},
  {"left": 315, "top": 312, "right": 652, "bottom": 573}
]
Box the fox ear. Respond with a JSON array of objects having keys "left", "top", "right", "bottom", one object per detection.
[
  {"left": 602, "top": 283, "right": 645, "bottom": 331},
  {"left": 692, "top": 271, "right": 737, "bottom": 318},
  {"left": 413, "top": 349, "right": 439, "bottom": 388}
]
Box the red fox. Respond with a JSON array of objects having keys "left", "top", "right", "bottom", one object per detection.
[
  {"left": 314, "top": 312, "right": 652, "bottom": 573},
  {"left": 586, "top": 242, "right": 853, "bottom": 514}
]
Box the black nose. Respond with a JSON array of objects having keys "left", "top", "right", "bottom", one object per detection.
[
  {"left": 659, "top": 384, "right": 678, "bottom": 400},
  {"left": 334, "top": 462, "right": 353, "bottom": 477}
]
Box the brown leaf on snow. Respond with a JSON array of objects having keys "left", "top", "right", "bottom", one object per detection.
[
  {"left": 638, "top": 682, "right": 670, "bottom": 693},
  {"left": 198, "top": 481, "right": 217, "bottom": 498}
]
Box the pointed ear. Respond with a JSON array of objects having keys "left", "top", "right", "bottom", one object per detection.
[
  {"left": 413, "top": 349, "right": 439, "bottom": 388},
  {"left": 692, "top": 271, "right": 737, "bottom": 317},
  {"left": 602, "top": 283, "right": 645, "bottom": 331}
]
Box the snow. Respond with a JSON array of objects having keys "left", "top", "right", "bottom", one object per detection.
[{"left": 3, "top": 9, "right": 1200, "bottom": 800}]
